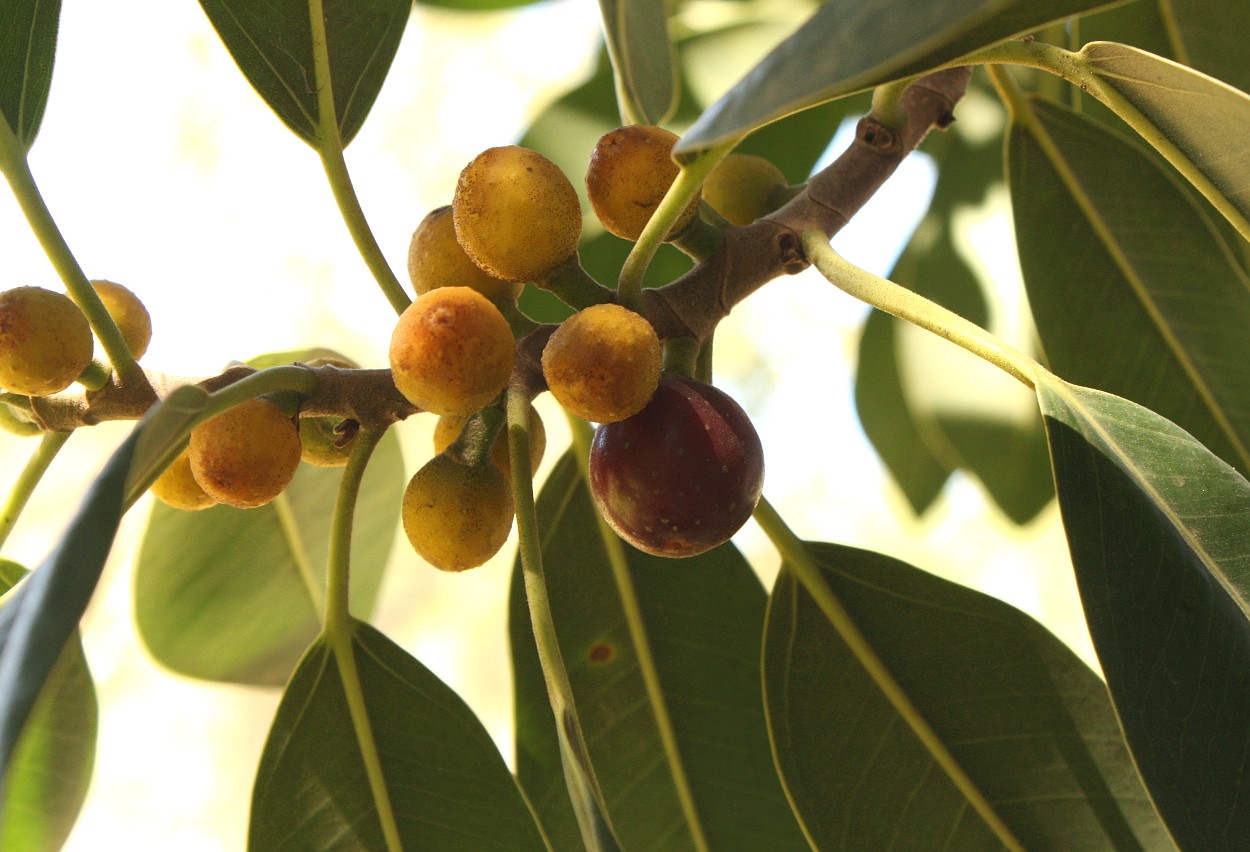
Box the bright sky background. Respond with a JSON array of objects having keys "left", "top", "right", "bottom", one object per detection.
[{"left": 0, "top": 1, "right": 1086, "bottom": 847}]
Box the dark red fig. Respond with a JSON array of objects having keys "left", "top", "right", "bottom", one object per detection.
[{"left": 588, "top": 376, "right": 764, "bottom": 558}]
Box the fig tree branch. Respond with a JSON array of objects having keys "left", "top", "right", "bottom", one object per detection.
[{"left": 641, "top": 66, "right": 973, "bottom": 341}]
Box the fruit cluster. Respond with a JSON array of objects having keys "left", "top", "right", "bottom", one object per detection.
[
  {"left": 6, "top": 127, "right": 776, "bottom": 573},
  {"left": 388, "top": 125, "right": 770, "bottom": 570}
]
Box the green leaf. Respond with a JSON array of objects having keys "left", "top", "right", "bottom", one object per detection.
[
  {"left": 250, "top": 620, "right": 546, "bottom": 849},
  {"left": 124, "top": 383, "right": 211, "bottom": 502},
  {"left": 855, "top": 308, "right": 953, "bottom": 515},
  {"left": 416, "top": 0, "right": 539, "bottom": 8},
  {"left": 1038, "top": 376, "right": 1250, "bottom": 848},
  {"left": 1162, "top": 0, "right": 1250, "bottom": 93},
  {"left": 1077, "top": 41, "right": 1250, "bottom": 238},
  {"left": 766, "top": 542, "right": 1174, "bottom": 850},
  {"left": 1008, "top": 96, "right": 1250, "bottom": 478},
  {"left": 197, "top": 0, "right": 410, "bottom": 146},
  {"left": 0, "top": 562, "right": 96, "bottom": 852},
  {"left": 597, "top": 0, "right": 675, "bottom": 125},
  {"left": 0, "top": 429, "right": 134, "bottom": 789},
  {"left": 510, "top": 453, "right": 807, "bottom": 851},
  {"left": 134, "top": 429, "right": 403, "bottom": 686},
  {"left": 0, "top": 0, "right": 60, "bottom": 146},
  {"left": 676, "top": 0, "right": 1120, "bottom": 155}
]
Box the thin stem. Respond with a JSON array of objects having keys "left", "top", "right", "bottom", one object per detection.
[
  {"left": 308, "top": 0, "right": 411, "bottom": 317},
  {"left": 567, "top": 415, "right": 711, "bottom": 852},
  {"left": 0, "top": 120, "right": 148, "bottom": 390},
  {"left": 802, "top": 232, "right": 1042, "bottom": 389},
  {"left": 320, "top": 427, "right": 400, "bottom": 851},
  {"left": 510, "top": 387, "right": 617, "bottom": 850},
  {"left": 273, "top": 492, "right": 325, "bottom": 619},
  {"left": 77, "top": 360, "right": 111, "bottom": 393},
  {"left": 0, "top": 431, "right": 71, "bottom": 552},
  {"left": 324, "top": 427, "right": 382, "bottom": 628},
  {"left": 537, "top": 255, "right": 615, "bottom": 311},
  {"left": 619, "top": 146, "right": 732, "bottom": 310},
  {"left": 752, "top": 496, "right": 1026, "bottom": 852}
]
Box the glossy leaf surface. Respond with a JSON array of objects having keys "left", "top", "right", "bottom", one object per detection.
[
  {"left": 1039, "top": 376, "right": 1250, "bottom": 848},
  {"left": 510, "top": 453, "right": 806, "bottom": 851},
  {"left": 766, "top": 542, "right": 1174, "bottom": 849},
  {"left": 1009, "top": 97, "right": 1250, "bottom": 477},
  {"left": 598, "top": 0, "right": 675, "bottom": 125},
  {"left": 0, "top": 562, "right": 96, "bottom": 852},
  {"left": 678, "top": 0, "right": 1119, "bottom": 154},
  {"left": 0, "top": 430, "right": 133, "bottom": 786},
  {"left": 250, "top": 621, "right": 545, "bottom": 849},
  {"left": 197, "top": 0, "right": 410, "bottom": 146},
  {"left": 0, "top": 0, "right": 60, "bottom": 146},
  {"left": 134, "top": 430, "right": 403, "bottom": 685},
  {"left": 1079, "top": 41, "right": 1250, "bottom": 236}
]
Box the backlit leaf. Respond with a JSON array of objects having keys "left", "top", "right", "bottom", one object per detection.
[
  {"left": 250, "top": 621, "right": 546, "bottom": 849},
  {"left": 598, "top": 0, "right": 675, "bottom": 124},
  {"left": 197, "top": 0, "right": 410, "bottom": 146},
  {"left": 0, "top": 430, "right": 133, "bottom": 790},
  {"left": 0, "top": 0, "right": 60, "bottom": 146},
  {"left": 134, "top": 429, "right": 403, "bottom": 686},
  {"left": 0, "top": 562, "right": 96, "bottom": 852},
  {"left": 1038, "top": 376, "right": 1250, "bottom": 847},
  {"left": 766, "top": 542, "right": 1174, "bottom": 849},
  {"left": 1009, "top": 96, "right": 1250, "bottom": 476},
  {"left": 677, "top": 0, "right": 1120, "bottom": 155},
  {"left": 1078, "top": 41, "right": 1250, "bottom": 237}
]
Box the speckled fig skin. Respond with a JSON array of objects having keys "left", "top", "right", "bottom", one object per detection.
[
  {"left": 702, "top": 153, "right": 788, "bottom": 226},
  {"left": 388, "top": 286, "right": 515, "bottom": 416},
  {"left": 407, "top": 205, "right": 522, "bottom": 303},
  {"left": 585, "top": 125, "right": 700, "bottom": 241},
  {"left": 90, "top": 279, "right": 152, "bottom": 359},
  {"left": 402, "top": 454, "right": 514, "bottom": 572},
  {"left": 453, "top": 146, "right": 582, "bottom": 283},
  {"left": 189, "top": 398, "right": 302, "bottom": 509},
  {"left": 542, "top": 303, "right": 661, "bottom": 424},
  {"left": 0, "top": 286, "right": 94, "bottom": 396},
  {"left": 433, "top": 404, "right": 546, "bottom": 477},
  {"left": 150, "top": 447, "right": 217, "bottom": 511},
  {"left": 589, "top": 376, "right": 764, "bottom": 557}
]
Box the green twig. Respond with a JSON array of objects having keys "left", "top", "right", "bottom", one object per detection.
[
  {"left": 0, "top": 119, "right": 147, "bottom": 390},
  {"left": 802, "top": 232, "right": 1041, "bottom": 389},
  {"left": 307, "top": 0, "right": 411, "bottom": 317},
  {"left": 752, "top": 496, "right": 1025, "bottom": 852},
  {"left": 510, "top": 387, "right": 617, "bottom": 850},
  {"left": 0, "top": 430, "right": 71, "bottom": 552},
  {"left": 619, "top": 145, "right": 733, "bottom": 310},
  {"left": 537, "top": 255, "right": 615, "bottom": 310},
  {"left": 567, "top": 415, "right": 710, "bottom": 852},
  {"left": 320, "top": 427, "right": 400, "bottom": 851}
]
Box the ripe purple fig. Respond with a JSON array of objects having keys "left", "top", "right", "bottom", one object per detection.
[{"left": 589, "top": 376, "right": 764, "bottom": 558}]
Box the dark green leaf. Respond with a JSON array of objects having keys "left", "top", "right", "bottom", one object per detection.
[
  {"left": 1078, "top": 42, "right": 1250, "bottom": 236},
  {"left": 510, "top": 453, "right": 806, "bottom": 851},
  {"left": 855, "top": 308, "right": 953, "bottom": 515},
  {"left": 766, "top": 542, "right": 1174, "bottom": 850},
  {"left": 124, "top": 384, "right": 211, "bottom": 503},
  {"left": 1008, "top": 96, "right": 1250, "bottom": 477},
  {"left": 0, "top": 0, "right": 60, "bottom": 146},
  {"left": 677, "top": 0, "right": 1121, "bottom": 154},
  {"left": 134, "top": 429, "right": 403, "bottom": 686},
  {"left": 250, "top": 621, "right": 546, "bottom": 849},
  {"left": 1038, "top": 376, "right": 1250, "bottom": 848},
  {"left": 598, "top": 0, "right": 676, "bottom": 124},
  {"left": 416, "top": 0, "right": 539, "bottom": 8},
  {"left": 1162, "top": 0, "right": 1250, "bottom": 93},
  {"left": 0, "top": 562, "right": 96, "bottom": 852},
  {"left": 0, "top": 429, "right": 134, "bottom": 789},
  {"left": 197, "top": 0, "right": 410, "bottom": 146}
]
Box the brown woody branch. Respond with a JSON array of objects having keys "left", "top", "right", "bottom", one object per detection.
[{"left": 642, "top": 66, "right": 972, "bottom": 341}]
